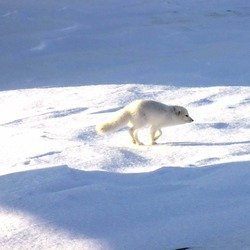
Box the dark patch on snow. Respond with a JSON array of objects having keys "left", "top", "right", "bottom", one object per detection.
[
  {"left": 1, "top": 107, "right": 87, "bottom": 126},
  {"left": 46, "top": 107, "right": 87, "bottom": 118},
  {"left": 30, "top": 151, "right": 61, "bottom": 159},
  {"left": 240, "top": 97, "right": 250, "bottom": 105},
  {"left": 91, "top": 106, "right": 123, "bottom": 115},
  {"left": 193, "top": 122, "right": 230, "bottom": 130},
  {"left": 189, "top": 97, "right": 213, "bottom": 106},
  {"left": 167, "top": 140, "right": 250, "bottom": 147},
  {"left": 210, "top": 122, "right": 230, "bottom": 129}
]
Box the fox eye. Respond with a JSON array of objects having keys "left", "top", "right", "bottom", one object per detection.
[{"left": 185, "top": 115, "right": 189, "bottom": 117}]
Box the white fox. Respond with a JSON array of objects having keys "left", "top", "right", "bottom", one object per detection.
[{"left": 96, "top": 99, "right": 193, "bottom": 145}]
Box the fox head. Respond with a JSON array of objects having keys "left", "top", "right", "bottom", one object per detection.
[{"left": 174, "top": 106, "right": 194, "bottom": 123}]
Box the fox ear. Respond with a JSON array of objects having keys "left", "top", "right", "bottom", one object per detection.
[{"left": 174, "top": 107, "right": 181, "bottom": 115}]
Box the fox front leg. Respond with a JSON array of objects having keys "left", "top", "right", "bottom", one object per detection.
[
  {"left": 154, "top": 129, "right": 162, "bottom": 141},
  {"left": 150, "top": 127, "right": 162, "bottom": 145}
]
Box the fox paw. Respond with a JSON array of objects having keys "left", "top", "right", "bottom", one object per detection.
[
  {"left": 131, "top": 140, "right": 143, "bottom": 145},
  {"left": 136, "top": 142, "right": 144, "bottom": 146}
]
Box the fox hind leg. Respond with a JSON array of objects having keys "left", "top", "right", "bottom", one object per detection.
[{"left": 129, "top": 127, "right": 143, "bottom": 145}]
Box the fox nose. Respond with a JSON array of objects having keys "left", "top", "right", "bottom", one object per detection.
[{"left": 190, "top": 118, "right": 194, "bottom": 122}]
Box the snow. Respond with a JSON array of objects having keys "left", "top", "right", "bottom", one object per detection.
[
  {"left": 1, "top": 0, "right": 250, "bottom": 90},
  {"left": 1, "top": 84, "right": 250, "bottom": 250},
  {"left": 1, "top": 0, "right": 250, "bottom": 250}
]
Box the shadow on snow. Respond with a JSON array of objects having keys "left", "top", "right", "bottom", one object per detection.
[{"left": 1, "top": 161, "right": 250, "bottom": 249}]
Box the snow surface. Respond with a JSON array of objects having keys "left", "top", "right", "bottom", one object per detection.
[
  {"left": 1, "top": 84, "right": 250, "bottom": 250},
  {"left": 1, "top": 0, "right": 250, "bottom": 250},
  {"left": 1, "top": 0, "right": 250, "bottom": 90}
]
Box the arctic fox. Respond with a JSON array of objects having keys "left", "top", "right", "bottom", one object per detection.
[{"left": 96, "top": 100, "right": 193, "bottom": 145}]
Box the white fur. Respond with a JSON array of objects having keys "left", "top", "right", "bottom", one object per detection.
[{"left": 96, "top": 100, "right": 193, "bottom": 145}]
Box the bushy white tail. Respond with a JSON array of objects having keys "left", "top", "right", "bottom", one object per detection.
[{"left": 96, "top": 110, "right": 130, "bottom": 134}]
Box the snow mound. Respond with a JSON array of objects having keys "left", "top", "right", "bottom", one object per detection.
[{"left": 0, "top": 84, "right": 250, "bottom": 249}]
